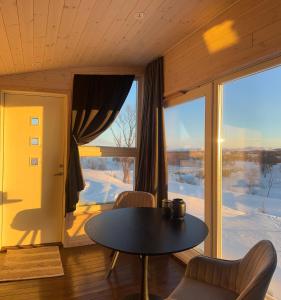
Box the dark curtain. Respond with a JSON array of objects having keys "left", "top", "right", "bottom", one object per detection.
[
  {"left": 65, "top": 74, "right": 135, "bottom": 212},
  {"left": 135, "top": 57, "right": 168, "bottom": 206}
]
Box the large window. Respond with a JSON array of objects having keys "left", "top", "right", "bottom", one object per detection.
[
  {"left": 221, "top": 66, "right": 281, "bottom": 299},
  {"left": 163, "top": 60, "right": 281, "bottom": 296},
  {"left": 79, "top": 81, "right": 138, "bottom": 205},
  {"left": 165, "top": 97, "right": 206, "bottom": 251}
]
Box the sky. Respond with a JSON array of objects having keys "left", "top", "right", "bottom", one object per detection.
[
  {"left": 222, "top": 65, "right": 281, "bottom": 149},
  {"left": 165, "top": 97, "right": 205, "bottom": 150},
  {"left": 89, "top": 81, "right": 137, "bottom": 147},
  {"left": 89, "top": 65, "right": 281, "bottom": 150},
  {"left": 166, "top": 65, "right": 281, "bottom": 150}
]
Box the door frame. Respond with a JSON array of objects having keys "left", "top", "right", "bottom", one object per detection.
[
  {"left": 0, "top": 90, "right": 68, "bottom": 249},
  {"left": 164, "top": 83, "right": 213, "bottom": 256}
]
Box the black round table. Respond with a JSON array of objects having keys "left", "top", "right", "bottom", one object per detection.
[{"left": 85, "top": 207, "right": 208, "bottom": 300}]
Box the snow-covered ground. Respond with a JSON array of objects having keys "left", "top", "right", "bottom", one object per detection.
[
  {"left": 169, "top": 186, "right": 281, "bottom": 299},
  {"left": 168, "top": 162, "right": 281, "bottom": 299},
  {"left": 80, "top": 159, "right": 281, "bottom": 299},
  {"left": 80, "top": 169, "right": 133, "bottom": 204}
]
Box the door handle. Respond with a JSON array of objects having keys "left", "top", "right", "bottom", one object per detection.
[{"left": 54, "top": 172, "right": 64, "bottom": 176}]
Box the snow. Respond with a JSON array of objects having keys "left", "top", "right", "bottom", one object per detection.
[
  {"left": 79, "top": 160, "right": 281, "bottom": 299},
  {"left": 80, "top": 169, "right": 133, "bottom": 205}
]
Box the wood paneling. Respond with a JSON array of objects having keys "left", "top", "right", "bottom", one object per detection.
[
  {"left": 0, "top": 245, "right": 185, "bottom": 300},
  {"left": 0, "top": 0, "right": 235, "bottom": 75},
  {"left": 164, "top": 0, "right": 281, "bottom": 96},
  {"left": 0, "top": 65, "right": 143, "bottom": 94}
]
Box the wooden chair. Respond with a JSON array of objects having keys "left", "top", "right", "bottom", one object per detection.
[
  {"left": 166, "top": 240, "right": 277, "bottom": 300},
  {"left": 106, "top": 191, "right": 156, "bottom": 278}
]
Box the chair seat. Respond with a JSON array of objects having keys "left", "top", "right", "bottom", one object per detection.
[{"left": 166, "top": 277, "right": 238, "bottom": 300}]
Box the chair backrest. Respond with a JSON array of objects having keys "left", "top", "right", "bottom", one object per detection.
[
  {"left": 237, "top": 240, "right": 277, "bottom": 300},
  {"left": 113, "top": 191, "right": 156, "bottom": 209}
]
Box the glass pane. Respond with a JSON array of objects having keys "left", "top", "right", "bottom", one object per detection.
[
  {"left": 30, "top": 137, "right": 39, "bottom": 145},
  {"left": 222, "top": 65, "right": 281, "bottom": 299},
  {"left": 30, "top": 157, "right": 39, "bottom": 166},
  {"left": 165, "top": 97, "right": 205, "bottom": 251},
  {"left": 80, "top": 156, "right": 135, "bottom": 205},
  {"left": 31, "top": 117, "right": 39, "bottom": 126},
  {"left": 85, "top": 81, "right": 137, "bottom": 147}
]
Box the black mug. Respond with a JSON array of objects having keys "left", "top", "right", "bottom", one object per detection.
[
  {"left": 162, "top": 199, "right": 172, "bottom": 218},
  {"left": 172, "top": 198, "right": 186, "bottom": 220}
]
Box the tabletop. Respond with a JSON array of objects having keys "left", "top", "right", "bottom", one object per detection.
[{"left": 85, "top": 207, "right": 208, "bottom": 256}]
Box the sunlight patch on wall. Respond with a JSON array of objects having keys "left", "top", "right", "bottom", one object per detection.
[{"left": 203, "top": 20, "right": 239, "bottom": 54}]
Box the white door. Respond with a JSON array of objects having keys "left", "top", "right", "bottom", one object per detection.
[{"left": 1, "top": 92, "right": 66, "bottom": 247}]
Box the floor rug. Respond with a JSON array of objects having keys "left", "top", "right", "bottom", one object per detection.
[{"left": 0, "top": 246, "right": 64, "bottom": 281}]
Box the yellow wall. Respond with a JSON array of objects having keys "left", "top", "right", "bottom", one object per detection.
[{"left": 164, "top": 0, "right": 281, "bottom": 97}]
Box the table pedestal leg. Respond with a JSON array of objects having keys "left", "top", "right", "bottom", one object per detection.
[
  {"left": 141, "top": 255, "right": 149, "bottom": 299},
  {"left": 123, "top": 255, "right": 162, "bottom": 300}
]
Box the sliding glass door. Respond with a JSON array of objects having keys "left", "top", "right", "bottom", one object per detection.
[
  {"left": 164, "top": 85, "right": 212, "bottom": 255},
  {"left": 165, "top": 98, "right": 205, "bottom": 219},
  {"left": 220, "top": 65, "right": 281, "bottom": 299},
  {"left": 165, "top": 58, "right": 281, "bottom": 298}
]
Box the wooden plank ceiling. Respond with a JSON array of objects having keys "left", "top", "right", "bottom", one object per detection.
[{"left": 0, "top": 0, "right": 235, "bottom": 75}]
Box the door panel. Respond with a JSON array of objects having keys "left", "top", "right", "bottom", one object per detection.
[
  {"left": 2, "top": 92, "right": 66, "bottom": 246},
  {"left": 164, "top": 84, "right": 213, "bottom": 257},
  {"left": 166, "top": 97, "right": 206, "bottom": 254}
]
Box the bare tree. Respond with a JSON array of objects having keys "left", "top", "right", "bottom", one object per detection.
[
  {"left": 246, "top": 168, "right": 258, "bottom": 194},
  {"left": 260, "top": 151, "right": 277, "bottom": 213},
  {"left": 111, "top": 105, "right": 136, "bottom": 183}
]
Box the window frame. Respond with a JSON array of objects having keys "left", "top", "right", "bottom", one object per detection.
[
  {"left": 165, "top": 57, "right": 281, "bottom": 258},
  {"left": 214, "top": 56, "right": 281, "bottom": 258},
  {"left": 164, "top": 83, "right": 213, "bottom": 256},
  {"left": 78, "top": 77, "right": 142, "bottom": 207}
]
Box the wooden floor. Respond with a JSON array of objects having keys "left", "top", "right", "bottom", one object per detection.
[{"left": 0, "top": 245, "right": 185, "bottom": 300}]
